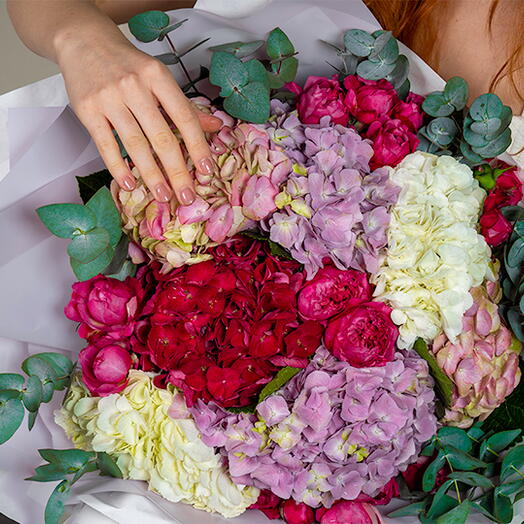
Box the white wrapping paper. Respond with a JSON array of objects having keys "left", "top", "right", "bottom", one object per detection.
[{"left": 1, "top": 1, "right": 515, "bottom": 523}]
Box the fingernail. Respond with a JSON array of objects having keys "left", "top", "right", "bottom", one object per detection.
[
  {"left": 179, "top": 187, "right": 196, "bottom": 206},
  {"left": 198, "top": 157, "right": 214, "bottom": 175},
  {"left": 154, "top": 184, "right": 171, "bottom": 202},
  {"left": 122, "top": 175, "right": 136, "bottom": 191}
]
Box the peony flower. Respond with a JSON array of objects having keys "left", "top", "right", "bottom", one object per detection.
[
  {"left": 365, "top": 118, "right": 419, "bottom": 169},
  {"left": 287, "top": 76, "right": 348, "bottom": 125},
  {"left": 112, "top": 98, "right": 290, "bottom": 272},
  {"left": 325, "top": 302, "right": 398, "bottom": 367},
  {"left": 64, "top": 275, "right": 144, "bottom": 339},
  {"left": 431, "top": 270, "right": 522, "bottom": 427},
  {"left": 480, "top": 209, "right": 513, "bottom": 247},
  {"left": 393, "top": 92, "right": 425, "bottom": 131},
  {"left": 372, "top": 152, "right": 490, "bottom": 349},
  {"left": 79, "top": 337, "right": 133, "bottom": 396},
  {"left": 56, "top": 371, "right": 259, "bottom": 518},
  {"left": 191, "top": 346, "right": 437, "bottom": 506},
  {"left": 281, "top": 499, "right": 314, "bottom": 524},
  {"left": 249, "top": 490, "right": 282, "bottom": 520},
  {"left": 317, "top": 501, "right": 384, "bottom": 524},
  {"left": 343, "top": 75, "right": 397, "bottom": 125}
]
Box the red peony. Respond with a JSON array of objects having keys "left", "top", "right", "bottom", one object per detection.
[
  {"left": 281, "top": 499, "right": 314, "bottom": 524},
  {"left": 249, "top": 490, "right": 282, "bottom": 520},
  {"left": 325, "top": 301, "right": 398, "bottom": 367},
  {"left": 392, "top": 92, "right": 425, "bottom": 131}
]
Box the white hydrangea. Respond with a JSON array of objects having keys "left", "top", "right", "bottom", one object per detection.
[
  {"left": 372, "top": 152, "right": 491, "bottom": 349},
  {"left": 56, "top": 371, "right": 259, "bottom": 518}
]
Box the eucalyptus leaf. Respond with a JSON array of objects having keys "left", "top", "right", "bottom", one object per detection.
[
  {"left": 76, "top": 169, "right": 112, "bottom": 204},
  {"left": 39, "top": 449, "right": 95, "bottom": 470},
  {"left": 157, "top": 18, "right": 187, "bottom": 40},
  {"left": 27, "top": 464, "right": 69, "bottom": 483},
  {"left": 460, "top": 140, "right": 484, "bottom": 164},
  {"left": 507, "top": 237, "right": 524, "bottom": 267},
  {"left": 128, "top": 11, "right": 169, "bottom": 43},
  {"left": 0, "top": 396, "right": 24, "bottom": 444},
  {"left": 472, "top": 128, "right": 512, "bottom": 157},
  {"left": 470, "top": 117, "right": 502, "bottom": 136},
  {"left": 154, "top": 53, "right": 179, "bottom": 65},
  {"left": 426, "top": 480, "right": 457, "bottom": 518},
  {"left": 28, "top": 411, "right": 37, "bottom": 431},
  {"left": 35, "top": 353, "right": 74, "bottom": 390},
  {"left": 86, "top": 186, "right": 123, "bottom": 248},
  {"left": 70, "top": 246, "right": 114, "bottom": 281},
  {"left": 246, "top": 59, "right": 270, "bottom": 88},
  {"left": 258, "top": 366, "right": 301, "bottom": 403},
  {"left": 37, "top": 204, "right": 96, "bottom": 239},
  {"left": 22, "top": 356, "right": 57, "bottom": 385},
  {"left": 484, "top": 430, "right": 521, "bottom": 455},
  {"left": 493, "top": 492, "right": 513, "bottom": 523},
  {"left": 44, "top": 480, "right": 70, "bottom": 524},
  {"left": 22, "top": 375, "right": 43, "bottom": 412},
  {"left": 422, "top": 451, "right": 446, "bottom": 492},
  {"left": 67, "top": 227, "right": 110, "bottom": 264},
  {"left": 437, "top": 427, "right": 473, "bottom": 452},
  {"left": 447, "top": 471, "right": 494, "bottom": 489},
  {"left": 436, "top": 501, "right": 471, "bottom": 524},
  {"left": 470, "top": 93, "right": 503, "bottom": 121},
  {"left": 502, "top": 206, "right": 524, "bottom": 222},
  {"left": 507, "top": 308, "right": 524, "bottom": 342},
  {"left": 343, "top": 29, "right": 374, "bottom": 57},
  {"left": 0, "top": 373, "right": 24, "bottom": 391},
  {"left": 496, "top": 479, "right": 524, "bottom": 496},
  {"left": 501, "top": 444, "right": 524, "bottom": 482},
  {"left": 209, "top": 40, "right": 265, "bottom": 58},
  {"left": 368, "top": 31, "right": 399, "bottom": 64},
  {"left": 96, "top": 452, "right": 123, "bottom": 478},
  {"left": 443, "top": 77, "right": 469, "bottom": 111},
  {"left": 422, "top": 93, "right": 455, "bottom": 117},
  {"left": 444, "top": 445, "right": 488, "bottom": 470},
  {"left": 209, "top": 52, "right": 248, "bottom": 97},
  {"left": 427, "top": 117, "right": 458, "bottom": 146},
  {"left": 356, "top": 58, "right": 396, "bottom": 80},
  {"left": 387, "top": 501, "right": 427, "bottom": 518},
  {"left": 223, "top": 81, "right": 270, "bottom": 123},
  {"left": 385, "top": 54, "right": 409, "bottom": 89},
  {"left": 271, "top": 56, "right": 298, "bottom": 84},
  {"left": 266, "top": 27, "right": 295, "bottom": 60}
]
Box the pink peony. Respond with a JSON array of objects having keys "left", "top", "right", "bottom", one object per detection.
[
  {"left": 249, "top": 490, "right": 282, "bottom": 520},
  {"left": 65, "top": 275, "right": 143, "bottom": 339},
  {"left": 298, "top": 267, "right": 371, "bottom": 321},
  {"left": 281, "top": 500, "right": 314, "bottom": 524},
  {"left": 79, "top": 337, "right": 133, "bottom": 396},
  {"left": 365, "top": 119, "right": 419, "bottom": 169},
  {"left": 480, "top": 210, "right": 513, "bottom": 247},
  {"left": 325, "top": 301, "right": 398, "bottom": 367},
  {"left": 287, "top": 75, "right": 348, "bottom": 125},
  {"left": 343, "top": 75, "right": 397, "bottom": 124},
  {"left": 356, "top": 478, "right": 400, "bottom": 506},
  {"left": 317, "top": 501, "right": 384, "bottom": 524}
]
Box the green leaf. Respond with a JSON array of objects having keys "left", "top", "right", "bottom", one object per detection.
[
  {"left": 245, "top": 59, "right": 270, "bottom": 88},
  {"left": 422, "top": 451, "right": 446, "bottom": 492},
  {"left": 436, "top": 501, "right": 471, "bottom": 524},
  {"left": 266, "top": 27, "right": 295, "bottom": 60},
  {"left": 470, "top": 93, "right": 503, "bottom": 121},
  {"left": 443, "top": 77, "right": 469, "bottom": 111},
  {"left": 444, "top": 445, "right": 488, "bottom": 470},
  {"left": 209, "top": 40, "right": 264, "bottom": 58},
  {"left": 271, "top": 56, "right": 298, "bottom": 84},
  {"left": 157, "top": 18, "right": 188, "bottom": 40},
  {"left": 86, "top": 186, "right": 122, "bottom": 248},
  {"left": 413, "top": 338, "right": 453, "bottom": 407},
  {"left": 37, "top": 204, "right": 96, "bottom": 239},
  {"left": 258, "top": 366, "right": 301, "bottom": 403},
  {"left": 0, "top": 373, "right": 24, "bottom": 391},
  {"left": 460, "top": 140, "right": 484, "bottom": 164},
  {"left": 96, "top": 453, "right": 123, "bottom": 478},
  {"left": 447, "top": 471, "right": 494, "bottom": 489},
  {"left": 437, "top": 427, "right": 473, "bottom": 452},
  {"left": 76, "top": 169, "right": 113, "bottom": 204},
  {"left": 27, "top": 463, "right": 69, "bottom": 482},
  {"left": 426, "top": 480, "right": 457, "bottom": 518},
  {"left": 28, "top": 410, "right": 37, "bottom": 431},
  {"left": 368, "top": 31, "right": 399, "bottom": 64},
  {"left": 39, "top": 449, "right": 95, "bottom": 470},
  {"left": 385, "top": 54, "right": 409, "bottom": 89},
  {"left": 387, "top": 501, "right": 427, "bottom": 518},
  {"left": 470, "top": 117, "right": 502, "bottom": 136},
  {"left": 501, "top": 206, "right": 524, "bottom": 222},
  {"left": 466, "top": 423, "right": 485, "bottom": 441},
  {"left": 22, "top": 356, "right": 57, "bottom": 385},
  {"left": 67, "top": 227, "right": 110, "bottom": 264},
  {"left": 427, "top": 117, "right": 458, "bottom": 146},
  {"left": 472, "top": 127, "right": 512, "bottom": 157},
  {"left": 493, "top": 492, "right": 513, "bottom": 523},
  {"left": 496, "top": 479, "right": 524, "bottom": 496},
  {"left": 421, "top": 441, "right": 436, "bottom": 456},
  {"left": 501, "top": 444, "right": 524, "bottom": 482},
  {"left": 508, "top": 237, "right": 524, "bottom": 267},
  {"left": 128, "top": 10, "right": 169, "bottom": 42},
  {"left": 223, "top": 82, "right": 270, "bottom": 124},
  {"left": 209, "top": 51, "right": 249, "bottom": 97},
  {"left": 70, "top": 246, "right": 114, "bottom": 281},
  {"left": 155, "top": 53, "right": 179, "bottom": 65},
  {"left": 35, "top": 353, "right": 74, "bottom": 391},
  {"left": 0, "top": 396, "right": 24, "bottom": 444},
  {"left": 44, "top": 480, "right": 70, "bottom": 524},
  {"left": 483, "top": 429, "right": 521, "bottom": 456},
  {"left": 423, "top": 93, "right": 455, "bottom": 117},
  {"left": 343, "top": 29, "right": 374, "bottom": 57},
  {"left": 356, "top": 58, "right": 396, "bottom": 80},
  {"left": 225, "top": 404, "right": 257, "bottom": 414},
  {"left": 23, "top": 375, "right": 43, "bottom": 412},
  {"left": 269, "top": 240, "right": 294, "bottom": 260}
]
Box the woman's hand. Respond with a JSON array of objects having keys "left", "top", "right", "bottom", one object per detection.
[{"left": 57, "top": 32, "right": 221, "bottom": 204}]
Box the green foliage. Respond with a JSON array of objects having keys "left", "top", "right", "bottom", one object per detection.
[
  {"left": 393, "top": 425, "right": 524, "bottom": 524},
  {"left": 27, "top": 449, "right": 122, "bottom": 524},
  {"left": 128, "top": 11, "right": 170, "bottom": 42},
  {"left": 209, "top": 27, "right": 297, "bottom": 123},
  {"left": 36, "top": 204, "right": 96, "bottom": 239},
  {"left": 76, "top": 169, "right": 112, "bottom": 204},
  {"left": 258, "top": 366, "right": 301, "bottom": 403},
  {"left": 413, "top": 338, "right": 454, "bottom": 407},
  {"left": 0, "top": 353, "right": 74, "bottom": 445}
]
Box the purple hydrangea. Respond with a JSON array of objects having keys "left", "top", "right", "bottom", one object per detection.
[
  {"left": 262, "top": 102, "right": 400, "bottom": 279},
  {"left": 190, "top": 346, "right": 437, "bottom": 507}
]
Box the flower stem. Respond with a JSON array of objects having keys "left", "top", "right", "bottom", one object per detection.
[{"left": 164, "top": 34, "right": 198, "bottom": 94}]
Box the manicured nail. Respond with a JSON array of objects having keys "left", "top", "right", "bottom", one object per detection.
[
  {"left": 198, "top": 157, "right": 214, "bottom": 175},
  {"left": 179, "top": 186, "right": 196, "bottom": 206},
  {"left": 122, "top": 175, "right": 136, "bottom": 191},
  {"left": 154, "top": 183, "right": 171, "bottom": 202}
]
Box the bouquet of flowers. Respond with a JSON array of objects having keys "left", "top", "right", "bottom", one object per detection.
[{"left": 3, "top": 11, "right": 524, "bottom": 524}]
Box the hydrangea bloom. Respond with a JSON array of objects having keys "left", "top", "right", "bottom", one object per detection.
[
  {"left": 112, "top": 99, "right": 291, "bottom": 272},
  {"left": 432, "top": 265, "right": 522, "bottom": 427},
  {"left": 56, "top": 370, "right": 259, "bottom": 517},
  {"left": 263, "top": 102, "right": 400, "bottom": 279},
  {"left": 372, "top": 152, "right": 491, "bottom": 348},
  {"left": 190, "top": 346, "right": 437, "bottom": 507}
]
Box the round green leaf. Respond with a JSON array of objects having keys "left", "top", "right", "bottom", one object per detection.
[
  {"left": 128, "top": 11, "right": 169, "bottom": 43},
  {"left": 422, "top": 93, "right": 455, "bottom": 117},
  {"left": 85, "top": 186, "right": 122, "bottom": 248},
  {"left": 0, "top": 373, "right": 24, "bottom": 391},
  {"left": 507, "top": 237, "right": 524, "bottom": 267},
  {"left": 209, "top": 40, "right": 264, "bottom": 58},
  {"left": 427, "top": 117, "right": 458, "bottom": 146},
  {"left": 472, "top": 127, "right": 512, "bottom": 157},
  {"left": 67, "top": 227, "right": 110, "bottom": 264},
  {"left": 460, "top": 140, "right": 484, "bottom": 164},
  {"left": 223, "top": 81, "right": 270, "bottom": 124},
  {"left": 0, "top": 397, "right": 24, "bottom": 444},
  {"left": 22, "top": 356, "right": 58, "bottom": 383},
  {"left": 437, "top": 426, "right": 472, "bottom": 452},
  {"left": 44, "top": 480, "right": 70, "bottom": 524},
  {"left": 368, "top": 31, "right": 399, "bottom": 64},
  {"left": 356, "top": 58, "right": 396, "bottom": 80},
  {"left": 443, "top": 77, "right": 469, "bottom": 111},
  {"left": 36, "top": 204, "right": 96, "bottom": 239},
  {"left": 23, "top": 375, "right": 43, "bottom": 412},
  {"left": 343, "top": 29, "right": 374, "bottom": 57},
  {"left": 470, "top": 93, "right": 503, "bottom": 121},
  {"left": 35, "top": 353, "right": 74, "bottom": 390},
  {"left": 209, "top": 51, "right": 249, "bottom": 97},
  {"left": 70, "top": 245, "right": 114, "bottom": 281},
  {"left": 470, "top": 117, "right": 502, "bottom": 136},
  {"left": 266, "top": 27, "right": 295, "bottom": 60},
  {"left": 246, "top": 59, "right": 270, "bottom": 88},
  {"left": 385, "top": 54, "right": 409, "bottom": 89},
  {"left": 271, "top": 56, "right": 298, "bottom": 84}
]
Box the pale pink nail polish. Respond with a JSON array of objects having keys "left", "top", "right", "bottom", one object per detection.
[
  {"left": 180, "top": 187, "right": 196, "bottom": 206},
  {"left": 122, "top": 175, "right": 136, "bottom": 191},
  {"left": 198, "top": 158, "right": 214, "bottom": 175},
  {"left": 155, "top": 184, "right": 171, "bottom": 202}
]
